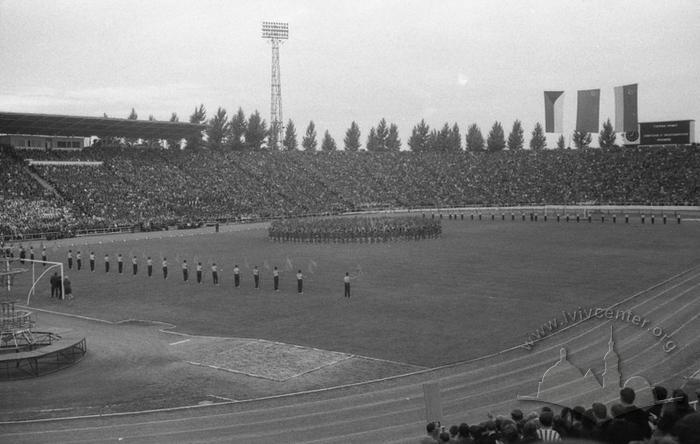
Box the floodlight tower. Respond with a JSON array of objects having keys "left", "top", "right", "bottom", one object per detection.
[{"left": 262, "top": 21, "right": 288, "bottom": 149}]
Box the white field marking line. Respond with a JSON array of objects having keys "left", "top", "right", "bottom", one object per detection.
[
  {"left": 5, "top": 266, "right": 698, "bottom": 428},
  {"left": 169, "top": 339, "right": 191, "bottom": 346}
]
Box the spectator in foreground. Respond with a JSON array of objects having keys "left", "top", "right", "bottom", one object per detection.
[
  {"left": 617, "top": 387, "right": 652, "bottom": 438},
  {"left": 536, "top": 410, "right": 561, "bottom": 442},
  {"left": 419, "top": 422, "right": 438, "bottom": 444}
]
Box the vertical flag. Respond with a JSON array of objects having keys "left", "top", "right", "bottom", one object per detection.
[
  {"left": 576, "top": 89, "right": 600, "bottom": 133},
  {"left": 614, "top": 83, "right": 638, "bottom": 132},
  {"left": 544, "top": 91, "right": 564, "bottom": 133}
]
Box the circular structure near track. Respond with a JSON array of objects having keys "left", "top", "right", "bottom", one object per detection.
[
  {"left": 0, "top": 259, "right": 87, "bottom": 379},
  {"left": 268, "top": 215, "right": 441, "bottom": 243}
]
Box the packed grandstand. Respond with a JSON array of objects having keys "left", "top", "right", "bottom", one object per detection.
[{"left": 1, "top": 143, "right": 699, "bottom": 239}]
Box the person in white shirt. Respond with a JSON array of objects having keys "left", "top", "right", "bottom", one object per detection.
[
  {"left": 344, "top": 272, "right": 351, "bottom": 298},
  {"left": 211, "top": 263, "right": 219, "bottom": 285},
  {"left": 233, "top": 265, "right": 240, "bottom": 287},
  {"left": 296, "top": 270, "right": 303, "bottom": 294},
  {"left": 147, "top": 257, "right": 153, "bottom": 277},
  {"left": 273, "top": 266, "right": 279, "bottom": 291},
  {"left": 196, "top": 262, "right": 203, "bottom": 284},
  {"left": 162, "top": 257, "right": 168, "bottom": 279},
  {"left": 253, "top": 266, "right": 260, "bottom": 289},
  {"left": 182, "top": 260, "right": 188, "bottom": 282},
  {"left": 132, "top": 256, "right": 138, "bottom": 275}
]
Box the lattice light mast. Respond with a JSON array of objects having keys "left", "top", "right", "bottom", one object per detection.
[{"left": 262, "top": 21, "right": 288, "bottom": 149}]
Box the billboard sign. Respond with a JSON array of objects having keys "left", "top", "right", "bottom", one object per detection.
[{"left": 639, "top": 120, "right": 695, "bottom": 145}]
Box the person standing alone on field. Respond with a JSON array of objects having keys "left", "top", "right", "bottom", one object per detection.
[
  {"left": 89, "top": 251, "right": 95, "bottom": 272},
  {"left": 104, "top": 253, "right": 110, "bottom": 273},
  {"left": 273, "top": 266, "right": 279, "bottom": 291},
  {"left": 117, "top": 254, "right": 123, "bottom": 274},
  {"left": 296, "top": 270, "right": 303, "bottom": 294},
  {"left": 253, "top": 265, "right": 259, "bottom": 289},
  {"left": 344, "top": 272, "right": 351, "bottom": 298},
  {"left": 233, "top": 265, "right": 240, "bottom": 288},
  {"left": 132, "top": 256, "right": 138, "bottom": 275},
  {"left": 162, "top": 257, "right": 168, "bottom": 279},
  {"left": 182, "top": 260, "right": 188, "bottom": 282}
]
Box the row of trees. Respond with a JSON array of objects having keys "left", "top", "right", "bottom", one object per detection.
[{"left": 120, "top": 106, "right": 623, "bottom": 152}]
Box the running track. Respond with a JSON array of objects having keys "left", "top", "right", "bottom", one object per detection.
[{"left": 1, "top": 266, "right": 699, "bottom": 443}]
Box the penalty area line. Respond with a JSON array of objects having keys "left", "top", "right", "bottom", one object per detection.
[{"left": 169, "top": 339, "right": 191, "bottom": 346}]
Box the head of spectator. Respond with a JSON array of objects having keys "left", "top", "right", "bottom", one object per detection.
[
  {"left": 468, "top": 424, "right": 483, "bottom": 440},
  {"left": 425, "top": 421, "right": 437, "bottom": 439},
  {"left": 672, "top": 412, "right": 700, "bottom": 444},
  {"left": 610, "top": 403, "right": 626, "bottom": 418},
  {"left": 653, "top": 386, "right": 669, "bottom": 403},
  {"left": 620, "top": 387, "right": 637, "bottom": 407},
  {"left": 500, "top": 423, "right": 520, "bottom": 444},
  {"left": 457, "top": 422, "right": 470, "bottom": 439},
  {"left": 448, "top": 425, "right": 459, "bottom": 439},
  {"left": 438, "top": 431, "right": 450, "bottom": 443},
  {"left": 522, "top": 420, "right": 539, "bottom": 439},
  {"left": 539, "top": 410, "right": 554, "bottom": 428},
  {"left": 572, "top": 406, "right": 585, "bottom": 422},
  {"left": 510, "top": 409, "right": 523, "bottom": 423},
  {"left": 592, "top": 402, "right": 608, "bottom": 422}
]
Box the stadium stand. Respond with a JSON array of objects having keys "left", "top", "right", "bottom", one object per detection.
[{"left": 2, "top": 145, "right": 699, "bottom": 239}]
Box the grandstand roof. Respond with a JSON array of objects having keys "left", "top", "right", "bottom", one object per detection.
[{"left": 0, "top": 111, "right": 205, "bottom": 139}]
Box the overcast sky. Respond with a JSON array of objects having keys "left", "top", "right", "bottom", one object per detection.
[{"left": 1, "top": 0, "right": 698, "bottom": 148}]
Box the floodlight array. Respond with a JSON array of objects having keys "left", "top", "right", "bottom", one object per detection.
[{"left": 262, "top": 21, "right": 289, "bottom": 39}]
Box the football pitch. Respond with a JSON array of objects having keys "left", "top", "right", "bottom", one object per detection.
[{"left": 20, "top": 216, "right": 700, "bottom": 368}]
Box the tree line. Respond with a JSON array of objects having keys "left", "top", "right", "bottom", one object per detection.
[{"left": 118, "top": 106, "right": 624, "bottom": 152}]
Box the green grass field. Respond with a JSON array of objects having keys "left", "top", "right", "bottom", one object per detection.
[{"left": 18, "top": 218, "right": 700, "bottom": 368}]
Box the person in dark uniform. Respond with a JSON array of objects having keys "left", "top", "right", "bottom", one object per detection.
[
  {"left": 29, "top": 246, "right": 34, "bottom": 262},
  {"left": 132, "top": 256, "right": 138, "bottom": 275},
  {"left": 50, "top": 271, "right": 60, "bottom": 298},
  {"left": 117, "top": 254, "right": 123, "bottom": 274},
  {"left": 162, "top": 257, "right": 168, "bottom": 279},
  {"left": 42, "top": 247, "right": 47, "bottom": 266},
  {"left": 344, "top": 272, "right": 351, "bottom": 298},
  {"left": 296, "top": 270, "right": 303, "bottom": 294},
  {"left": 253, "top": 265, "right": 259, "bottom": 289},
  {"left": 196, "top": 262, "right": 203, "bottom": 284},
  {"left": 19, "top": 246, "right": 26, "bottom": 264},
  {"left": 76, "top": 251, "right": 82, "bottom": 270},
  {"left": 67, "top": 249, "right": 73, "bottom": 269},
  {"left": 90, "top": 252, "right": 95, "bottom": 272},
  {"left": 63, "top": 275, "right": 72, "bottom": 301},
  {"left": 182, "top": 260, "right": 188, "bottom": 282},
  {"left": 273, "top": 266, "right": 279, "bottom": 291},
  {"left": 147, "top": 257, "right": 153, "bottom": 277},
  {"left": 211, "top": 263, "right": 219, "bottom": 285},
  {"left": 104, "top": 253, "right": 110, "bottom": 273},
  {"left": 233, "top": 265, "right": 240, "bottom": 288}
]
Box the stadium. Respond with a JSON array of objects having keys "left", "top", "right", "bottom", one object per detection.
[{"left": 2, "top": 2, "right": 700, "bottom": 444}]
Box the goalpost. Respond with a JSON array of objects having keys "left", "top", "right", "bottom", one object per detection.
[{"left": 2, "top": 258, "right": 64, "bottom": 305}]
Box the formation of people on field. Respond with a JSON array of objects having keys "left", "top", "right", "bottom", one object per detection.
[
  {"left": 268, "top": 216, "right": 441, "bottom": 242},
  {"left": 419, "top": 386, "right": 700, "bottom": 444},
  {"left": 2, "top": 144, "right": 699, "bottom": 238}
]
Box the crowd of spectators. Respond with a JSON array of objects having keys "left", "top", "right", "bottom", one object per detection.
[
  {"left": 2, "top": 145, "right": 698, "bottom": 237},
  {"left": 268, "top": 215, "right": 441, "bottom": 242},
  {"left": 420, "top": 386, "right": 700, "bottom": 444}
]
